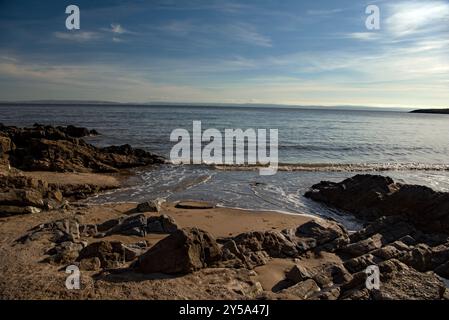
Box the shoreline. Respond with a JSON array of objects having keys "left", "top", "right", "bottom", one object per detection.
[{"left": 1, "top": 124, "right": 448, "bottom": 300}]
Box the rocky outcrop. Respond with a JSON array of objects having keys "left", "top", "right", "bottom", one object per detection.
[
  {"left": 305, "top": 174, "right": 449, "bottom": 234},
  {"left": 96, "top": 214, "right": 179, "bottom": 237},
  {"left": 134, "top": 228, "right": 222, "bottom": 274},
  {"left": 0, "top": 124, "right": 164, "bottom": 173}
]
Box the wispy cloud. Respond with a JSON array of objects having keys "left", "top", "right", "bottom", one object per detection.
[
  {"left": 54, "top": 31, "right": 101, "bottom": 42},
  {"left": 385, "top": 1, "right": 449, "bottom": 37}
]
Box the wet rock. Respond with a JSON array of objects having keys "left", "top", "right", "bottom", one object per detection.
[
  {"left": 175, "top": 201, "right": 215, "bottom": 210},
  {"left": 135, "top": 228, "right": 222, "bottom": 274}
]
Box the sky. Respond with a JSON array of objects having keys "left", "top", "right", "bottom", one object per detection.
[{"left": 0, "top": 0, "right": 448, "bottom": 108}]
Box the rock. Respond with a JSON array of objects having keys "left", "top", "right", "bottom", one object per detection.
[
  {"left": 434, "top": 261, "right": 449, "bottom": 278},
  {"left": 135, "top": 200, "right": 159, "bottom": 213},
  {"left": 79, "top": 257, "right": 101, "bottom": 271},
  {"left": 0, "top": 205, "right": 41, "bottom": 215},
  {"left": 1, "top": 124, "right": 164, "bottom": 173},
  {"left": 339, "top": 234, "right": 384, "bottom": 258},
  {"left": 45, "top": 241, "right": 85, "bottom": 265},
  {"left": 294, "top": 219, "right": 349, "bottom": 252},
  {"left": 312, "top": 287, "right": 341, "bottom": 300},
  {"left": 373, "top": 259, "right": 447, "bottom": 300},
  {"left": 305, "top": 174, "right": 449, "bottom": 234},
  {"left": 397, "top": 244, "right": 433, "bottom": 271},
  {"left": 175, "top": 201, "right": 215, "bottom": 210},
  {"left": 344, "top": 254, "right": 379, "bottom": 273},
  {"left": 220, "top": 230, "right": 299, "bottom": 269},
  {"left": 77, "top": 241, "right": 135, "bottom": 269},
  {"left": 281, "top": 279, "right": 321, "bottom": 299},
  {"left": 147, "top": 214, "right": 179, "bottom": 234},
  {"left": 16, "top": 218, "right": 81, "bottom": 244},
  {"left": 104, "top": 214, "right": 147, "bottom": 237},
  {"left": 285, "top": 264, "right": 312, "bottom": 284},
  {"left": 135, "top": 228, "right": 222, "bottom": 274},
  {"left": 0, "top": 189, "right": 44, "bottom": 208}
]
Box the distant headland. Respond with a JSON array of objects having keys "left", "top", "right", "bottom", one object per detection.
[{"left": 410, "top": 109, "right": 449, "bottom": 114}]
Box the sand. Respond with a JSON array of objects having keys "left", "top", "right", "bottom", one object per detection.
[{"left": 0, "top": 192, "right": 317, "bottom": 299}]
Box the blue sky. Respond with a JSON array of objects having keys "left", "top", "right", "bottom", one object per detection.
[{"left": 0, "top": 0, "right": 449, "bottom": 108}]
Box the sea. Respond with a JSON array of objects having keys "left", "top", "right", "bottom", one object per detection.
[{"left": 2, "top": 104, "right": 449, "bottom": 229}]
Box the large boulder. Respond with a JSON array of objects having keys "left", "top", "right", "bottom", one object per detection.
[
  {"left": 135, "top": 228, "right": 221, "bottom": 274},
  {"left": 293, "top": 219, "right": 349, "bottom": 252}
]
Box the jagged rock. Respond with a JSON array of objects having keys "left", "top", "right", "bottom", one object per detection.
[
  {"left": 135, "top": 228, "right": 221, "bottom": 274},
  {"left": 45, "top": 241, "right": 85, "bottom": 265},
  {"left": 285, "top": 264, "right": 312, "bottom": 284},
  {"left": 397, "top": 244, "right": 433, "bottom": 272},
  {"left": 339, "top": 234, "right": 384, "bottom": 258},
  {"left": 344, "top": 254, "right": 379, "bottom": 273},
  {"left": 17, "top": 218, "right": 80, "bottom": 244},
  {"left": 374, "top": 259, "right": 447, "bottom": 300},
  {"left": 0, "top": 124, "right": 163, "bottom": 173},
  {"left": 220, "top": 230, "right": 298, "bottom": 269},
  {"left": 97, "top": 214, "right": 179, "bottom": 237},
  {"left": 305, "top": 174, "right": 449, "bottom": 234},
  {"left": 77, "top": 241, "right": 137, "bottom": 269},
  {"left": 294, "top": 219, "right": 349, "bottom": 252},
  {"left": 281, "top": 279, "right": 321, "bottom": 299},
  {"left": 105, "top": 214, "right": 147, "bottom": 237}
]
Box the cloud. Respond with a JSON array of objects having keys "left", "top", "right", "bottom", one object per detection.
[
  {"left": 54, "top": 31, "right": 100, "bottom": 42},
  {"left": 385, "top": 1, "right": 449, "bottom": 37},
  {"left": 110, "top": 23, "right": 127, "bottom": 34},
  {"left": 227, "top": 23, "right": 272, "bottom": 47},
  {"left": 307, "top": 8, "right": 343, "bottom": 16},
  {"left": 345, "top": 32, "right": 381, "bottom": 41}
]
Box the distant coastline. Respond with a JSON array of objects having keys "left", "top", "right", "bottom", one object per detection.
[{"left": 410, "top": 109, "right": 449, "bottom": 114}]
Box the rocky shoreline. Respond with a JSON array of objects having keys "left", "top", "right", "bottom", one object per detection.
[{"left": 1, "top": 125, "right": 448, "bottom": 300}]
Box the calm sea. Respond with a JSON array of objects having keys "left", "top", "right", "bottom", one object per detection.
[{"left": 2, "top": 104, "right": 449, "bottom": 229}]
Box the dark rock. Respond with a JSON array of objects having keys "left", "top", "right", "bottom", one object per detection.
[
  {"left": 0, "top": 124, "right": 164, "bottom": 173},
  {"left": 135, "top": 200, "right": 159, "bottom": 213},
  {"left": 135, "top": 228, "right": 222, "bottom": 274},
  {"left": 338, "top": 234, "right": 384, "bottom": 258},
  {"left": 294, "top": 219, "right": 349, "bottom": 252},
  {"left": 175, "top": 201, "right": 215, "bottom": 210},
  {"left": 305, "top": 174, "right": 449, "bottom": 234},
  {"left": 147, "top": 214, "right": 179, "bottom": 234}
]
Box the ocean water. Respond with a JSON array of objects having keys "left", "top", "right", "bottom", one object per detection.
[{"left": 2, "top": 104, "right": 449, "bottom": 229}]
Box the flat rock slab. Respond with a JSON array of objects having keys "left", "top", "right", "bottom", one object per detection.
[{"left": 175, "top": 201, "right": 215, "bottom": 210}]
